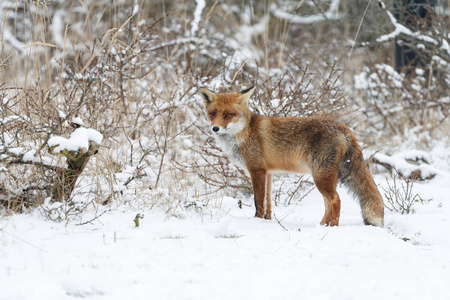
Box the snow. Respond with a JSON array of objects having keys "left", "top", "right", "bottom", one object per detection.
[
  {"left": 191, "top": 0, "right": 205, "bottom": 37},
  {"left": 22, "top": 150, "right": 37, "bottom": 162},
  {"left": 1, "top": 198, "right": 449, "bottom": 299},
  {"left": 132, "top": 0, "right": 139, "bottom": 16},
  {"left": 1, "top": 132, "right": 13, "bottom": 146},
  {"left": 48, "top": 128, "right": 103, "bottom": 154},
  {"left": 1, "top": 27, "right": 26, "bottom": 52},
  {"left": 8, "top": 147, "right": 25, "bottom": 155},
  {"left": 235, "top": 15, "right": 269, "bottom": 46},
  {"left": 376, "top": 10, "right": 413, "bottom": 43},
  {"left": 442, "top": 39, "right": 450, "bottom": 55},
  {"left": 72, "top": 117, "right": 84, "bottom": 126},
  {"left": 1, "top": 115, "right": 30, "bottom": 125},
  {"left": 58, "top": 110, "right": 67, "bottom": 119},
  {"left": 50, "top": 9, "right": 67, "bottom": 49},
  {"left": 415, "top": 68, "right": 425, "bottom": 76},
  {"left": 2, "top": 145, "right": 450, "bottom": 299},
  {"left": 373, "top": 147, "right": 445, "bottom": 180}
]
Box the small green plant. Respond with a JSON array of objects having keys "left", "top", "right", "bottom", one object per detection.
[{"left": 134, "top": 213, "right": 144, "bottom": 227}]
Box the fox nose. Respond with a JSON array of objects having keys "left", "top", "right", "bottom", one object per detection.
[{"left": 212, "top": 126, "right": 220, "bottom": 133}]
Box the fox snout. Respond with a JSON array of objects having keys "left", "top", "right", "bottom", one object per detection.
[
  {"left": 210, "top": 122, "right": 242, "bottom": 134},
  {"left": 211, "top": 125, "right": 226, "bottom": 134},
  {"left": 210, "top": 120, "right": 245, "bottom": 135}
]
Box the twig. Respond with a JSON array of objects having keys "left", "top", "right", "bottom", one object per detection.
[
  {"left": 76, "top": 209, "right": 108, "bottom": 226},
  {"left": 273, "top": 213, "right": 289, "bottom": 231}
]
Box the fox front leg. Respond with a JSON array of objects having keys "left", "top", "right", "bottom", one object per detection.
[
  {"left": 264, "top": 173, "right": 273, "bottom": 220},
  {"left": 250, "top": 169, "right": 267, "bottom": 218}
]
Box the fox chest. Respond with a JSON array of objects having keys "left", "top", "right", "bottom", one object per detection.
[{"left": 215, "top": 135, "right": 247, "bottom": 170}]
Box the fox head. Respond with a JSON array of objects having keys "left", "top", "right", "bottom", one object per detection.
[{"left": 199, "top": 86, "right": 256, "bottom": 135}]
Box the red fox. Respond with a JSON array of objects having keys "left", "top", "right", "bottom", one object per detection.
[{"left": 199, "top": 86, "right": 384, "bottom": 227}]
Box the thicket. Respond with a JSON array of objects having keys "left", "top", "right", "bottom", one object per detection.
[{"left": 1, "top": 0, "right": 448, "bottom": 220}]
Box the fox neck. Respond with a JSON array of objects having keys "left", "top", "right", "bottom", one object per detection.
[
  {"left": 233, "top": 109, "right": 252, "bottom": 141},
  {"left": 214, "top": 133, "right": 246, "bottom": 169}
]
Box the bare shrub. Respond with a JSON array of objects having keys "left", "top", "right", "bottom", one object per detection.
[
  {"left": 383, "top": 169, "right": 425, "bottom": 214},
  {"left": 0, "top": 11, "right": 169, "bottom": 215},
  {"left": 354, "top": 63, "right": 449, "bottom": 140},
  {"left": 352, "top": 1, "right": 450, "bottom": 145}
]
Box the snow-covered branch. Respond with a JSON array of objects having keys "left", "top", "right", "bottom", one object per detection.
[
  {"left": 0, "top": 149, "right": 61, "bottom": 172},
  {"left": 191, "top": 0, "right": 206, "bottom": 37},
  {"left": 375, "top": 1, "right": 450, "bottom": 63},
  {"left": 270, "top": 0, "right": 341, "bottom": 24}
]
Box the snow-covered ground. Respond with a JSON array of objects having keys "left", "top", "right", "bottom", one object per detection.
[{"left": 1, "top": 145, "right": 450, "bottom": 300}]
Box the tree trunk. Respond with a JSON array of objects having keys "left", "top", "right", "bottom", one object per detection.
[{"left": 51, "top": 141, "right": 100, "bottom": 202}]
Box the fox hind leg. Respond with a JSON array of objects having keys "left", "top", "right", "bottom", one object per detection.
[{"left": 313, "top": 171, "right": 341, "bottom": 226}]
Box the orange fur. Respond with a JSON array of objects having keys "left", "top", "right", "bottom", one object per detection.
[{"left": 200, "top": 87, "right": 384, "bottom": 226}]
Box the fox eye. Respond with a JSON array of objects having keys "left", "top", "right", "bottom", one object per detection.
[
  {"left": 225, "top": 113, "right": 233, "bottom": 118},
  {"left": 210, "top": 112, "right": 216, "bottom": 117}
]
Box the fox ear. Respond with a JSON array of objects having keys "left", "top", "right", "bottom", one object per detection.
[
  {"left": 199, "top": 87, "right": 217, "bottom": 106},
  {"left": 238, "top": 86, "right": 256, "bottom": 105}
]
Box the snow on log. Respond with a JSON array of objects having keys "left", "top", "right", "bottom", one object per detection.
[
  {"left": 372, "top": 151, "right": 437, "bottom": 180},
  {"left": 48, "top": 128, "right": 103, "bottom": 155}
]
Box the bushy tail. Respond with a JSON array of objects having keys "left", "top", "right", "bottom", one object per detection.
[{"left": 339, "top": 140, "right": 384, "bottom": 227}]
